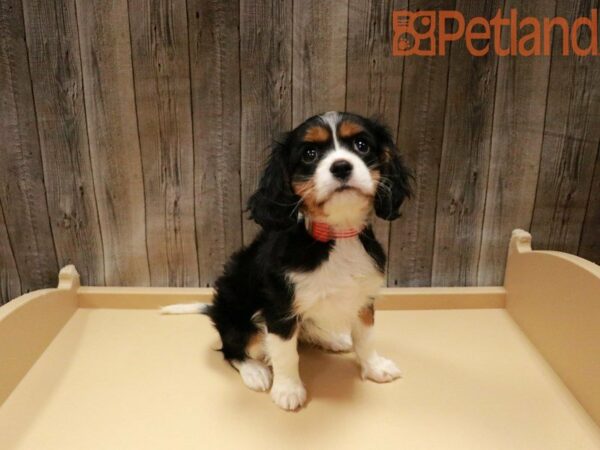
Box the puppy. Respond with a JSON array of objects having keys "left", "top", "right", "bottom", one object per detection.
[{"left": 163, "top": 112, "right": 411, "bottom": 410}]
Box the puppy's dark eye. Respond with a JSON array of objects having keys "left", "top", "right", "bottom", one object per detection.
[
  {"left": 302, "top": 147, "right": 318, "bottom": 164},
  {"left": 354, "top": 138, "right": 369, "bottom": 154}
]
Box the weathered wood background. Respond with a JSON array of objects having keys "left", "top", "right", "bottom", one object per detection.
[{"left": 1, "top": 0, "right": 599, "bottom": 303}]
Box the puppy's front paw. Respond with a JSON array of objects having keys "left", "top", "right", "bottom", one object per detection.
[
  {"left": 270, "top": 378, "right": 307, "bottom": 411},
  {"left": 361, "top": 355, "right": 402, "bottom": 383}
]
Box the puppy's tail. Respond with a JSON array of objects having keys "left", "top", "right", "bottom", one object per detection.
[{"left": 160, "top": 302, "right": 211, "bottom": 315}]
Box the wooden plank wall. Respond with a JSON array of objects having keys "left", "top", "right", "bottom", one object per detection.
[
  {"left": 1, "top": 0, "right": 599, "bottom": 302},
  {"left": 0, "top": 0, "right": 58, "bottom": 301},
  {"left": 432, "top": 0, "right": 500, "bottom": 286}
]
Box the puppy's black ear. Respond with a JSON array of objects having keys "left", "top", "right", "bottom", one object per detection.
[
  {"left": 247, "top": 138, "right": 300, "bottom": 230},
  {"left": 371, "top": 121, "right": 412, "bottom": 221}
]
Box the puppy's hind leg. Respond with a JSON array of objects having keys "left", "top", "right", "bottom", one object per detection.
[
  {"left": 230, "top": 331, "right": 272, "bottom": 392},
  {"left": 232, "top": 359, "right": 272, "bottom": 392},
  {"left": 300, "top": 319, "right": 352, "bottom": 352}
]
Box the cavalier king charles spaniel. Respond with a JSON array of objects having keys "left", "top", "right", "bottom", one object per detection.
[{"left": 163, "top": 112, "right": 411, "bottom": 411}]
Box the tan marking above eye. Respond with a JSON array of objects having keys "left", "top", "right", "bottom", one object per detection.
[
  {"left": 304, "top": 126, "right": 330, "bottom": 143},
  {"left": 338, "top": 121, "right": 365, "bottom": 138}
]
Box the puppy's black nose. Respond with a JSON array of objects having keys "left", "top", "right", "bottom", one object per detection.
[{"left": 330, "top": 160, "right": 353, "bottom": 181}]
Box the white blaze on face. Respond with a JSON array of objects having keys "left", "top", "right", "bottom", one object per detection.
[
  {"left": 314, "top": 112, "right": 377, "bottom": 203},
  {"left": 304, "top": 112, "right": 377, "bottom": 228}
]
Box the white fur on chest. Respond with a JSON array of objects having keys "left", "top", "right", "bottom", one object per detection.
[{"left": 289, "top": 237, "right": 384, "bottom": 331}]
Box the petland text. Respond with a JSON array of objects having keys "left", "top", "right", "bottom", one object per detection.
[{"left": 393, "top": 9, "right": 599, "bottom": 56}]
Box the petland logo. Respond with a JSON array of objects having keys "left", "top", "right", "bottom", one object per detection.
[{"left": 392, "top": 9, "right": 599, "bottom": 56}]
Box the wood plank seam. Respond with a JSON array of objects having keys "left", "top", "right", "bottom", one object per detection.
[
  {"left": 389, "top": 6, "right": 408, "bottom": 283},
  {"left": 527, "top": 0, "right": 556, "bottom": 234},
  {"left": 474, "top": 1, "right": 502, "bottom": 283},
  {"left": 70, "top": 0, "right": 108, "bottom": 286},
  {"left": 184, "top": 3, "right": 201, "bottom": 284},
  {"left": 125, "top": 0, "right": 152, "bottom": 283},
  {"left": 475, "top": 0, "right": 506, "bottom": 283},
  {"left": 578, "top": 140, "right": 600, "bottom": 261},
  {"left": 0, "top": 197, "right": 22, "bottom": 302},
  {"left": 430, "top": 0, "right": 457, "bottom": 285},
  {"left": 236, "top": 0, "right": 244, "bottom": 247},
  {"left": 21, "top": 7, "right": 60, "bottom": 271},
  {"left": 577, "top": 139, "right": 600, "bottom": 248}
]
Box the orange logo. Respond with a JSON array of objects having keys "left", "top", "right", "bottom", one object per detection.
[
  {"left": 393, "top": 11, "right": 437, "bottom": 56},
  {"left": 392, "top": 9, "right": 599, "bottom": 56}
]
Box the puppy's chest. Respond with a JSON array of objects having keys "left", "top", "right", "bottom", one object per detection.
[{"left": 289, "top": 238, "right": 384, "bottom": 318}]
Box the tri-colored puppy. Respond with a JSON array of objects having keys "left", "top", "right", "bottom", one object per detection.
[{"left": 163, "top": 112, "right": 411, "bottom": 410}]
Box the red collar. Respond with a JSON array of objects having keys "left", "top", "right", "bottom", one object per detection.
[{"left": 309, "top": 221, "right": 363, "bottom": 242}]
